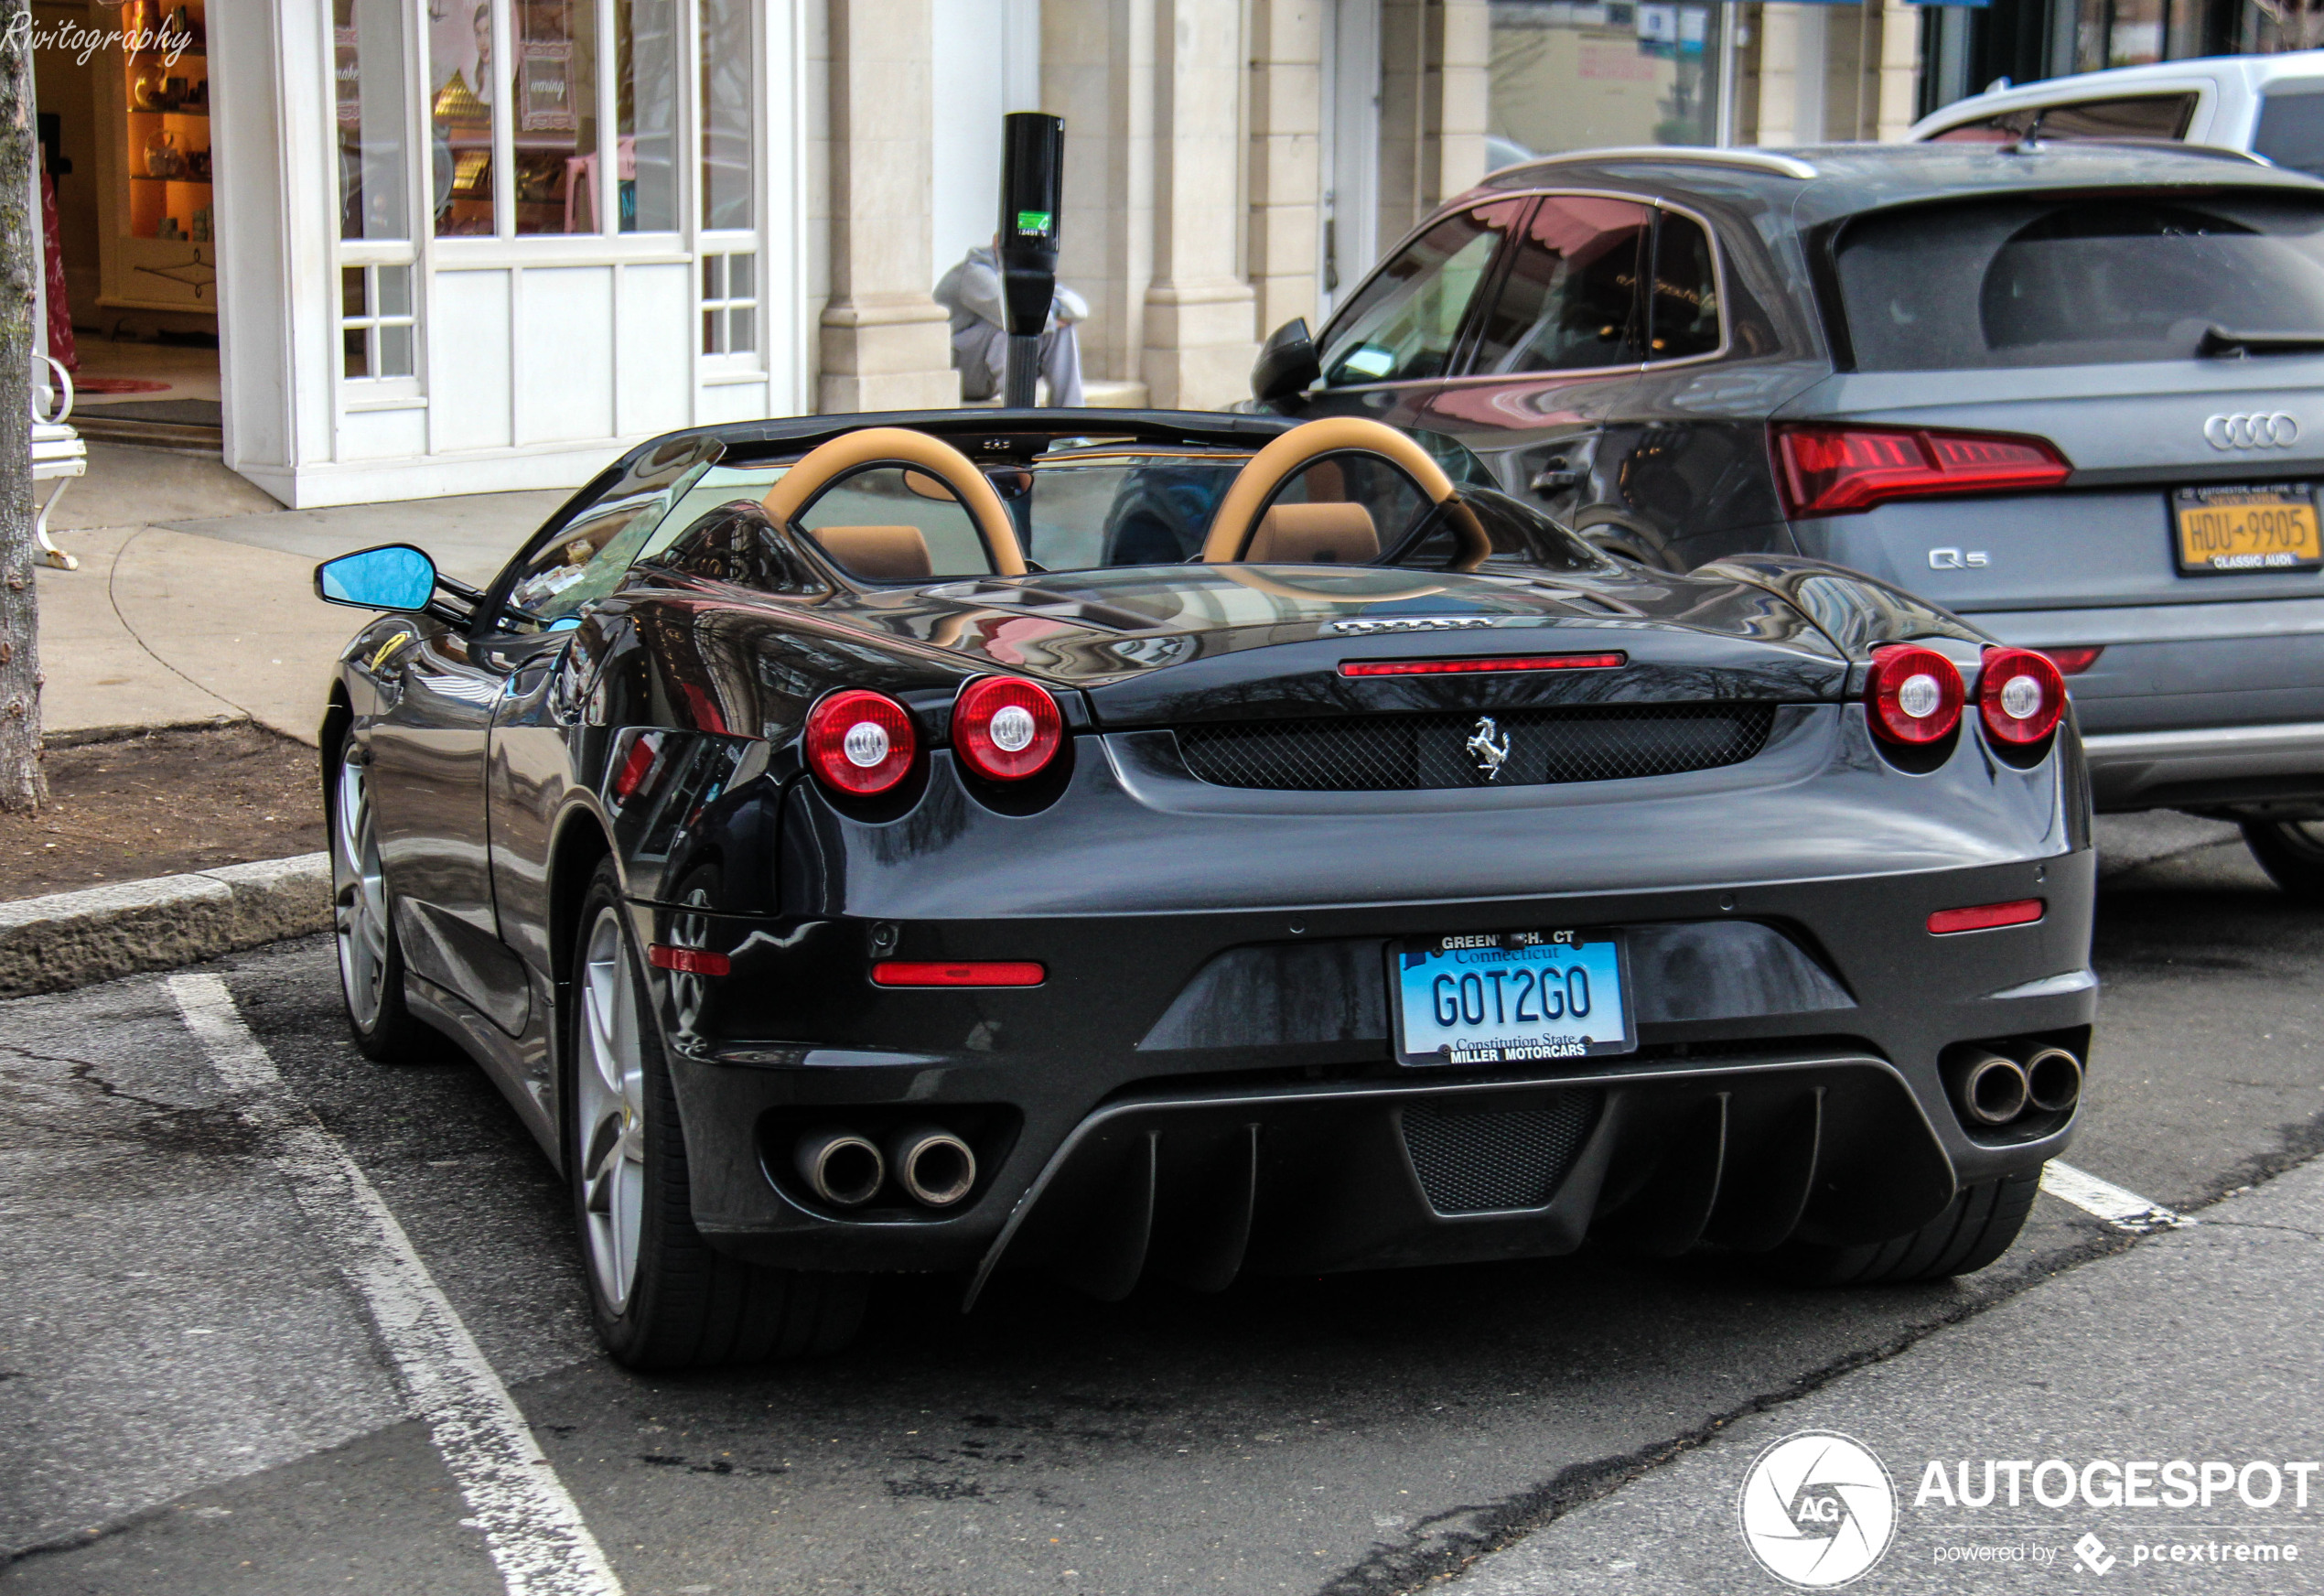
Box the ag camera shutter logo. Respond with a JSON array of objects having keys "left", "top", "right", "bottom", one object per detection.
[{"left": 1738, "top": 1431, "right": 1899, "bottom": 1587}]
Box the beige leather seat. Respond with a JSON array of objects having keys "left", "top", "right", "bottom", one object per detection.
[
  {"left": 1243, "top": 501, "right": 1380, "bottom": 565},
  {"left": 810, "top": 525, "right": 933, "bottom": 581}
]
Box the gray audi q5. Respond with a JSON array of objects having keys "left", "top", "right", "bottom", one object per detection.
[{"left": 1249, "top": 142, "right": 2324, "bottom": 896}]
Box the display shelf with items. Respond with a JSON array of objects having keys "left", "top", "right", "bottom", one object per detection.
[{"left": 97, "top": 1, "right": 215, "bottom": 312}]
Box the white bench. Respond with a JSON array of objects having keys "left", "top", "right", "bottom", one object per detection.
[{"left": 32, "top": 355, "right": 86, "bottom": 572}]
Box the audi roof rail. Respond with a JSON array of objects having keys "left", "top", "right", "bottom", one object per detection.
[{"left": 1499, "top": 146, "right": 1822, "bottom": 181}]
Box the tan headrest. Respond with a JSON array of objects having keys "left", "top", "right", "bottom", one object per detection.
[
  {"left": 1244, "top": 502, "right": 1380, "bottom": 565},
  {"left": 809, "top": 525, "right": 932, "bottom": 582}
]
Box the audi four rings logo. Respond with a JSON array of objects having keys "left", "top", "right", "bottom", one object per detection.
[{"left": 2205, "top": 413, "right": 2301, "bottom": 450}]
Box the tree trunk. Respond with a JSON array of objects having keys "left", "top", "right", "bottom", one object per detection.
[{"left": 0, "top": 0, "right": 42, "bottom": 813}]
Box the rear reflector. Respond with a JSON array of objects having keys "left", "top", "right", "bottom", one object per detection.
[
  {"left": 873, "top": 960, "right": 1046, "bottom": 987},
  {"left": 649, "top": 944, "right": 731, "bottom": 976},
  {"left": 1773, "top": 424, "right": 2072, "bottom": 517},
  {"left": 2039, "top": 646, "right": 2104, "bottom": 676},
  {"left": 1927, "top": 899, "right": 2045, "bottom": 935},
  {"left": 1339, "top": 652, "right": 1627, "bottom": 677}
]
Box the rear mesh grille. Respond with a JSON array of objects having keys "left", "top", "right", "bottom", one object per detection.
[
  {"left": 1402, "top": 1097, "right": 1599, "bottom": 1215},
  {"left": 1176, "top": 704, "right": 1776, "bottom": 792}
]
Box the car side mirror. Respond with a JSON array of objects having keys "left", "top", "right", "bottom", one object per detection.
[
  {"left": 315, "top": 544, "right": 439, "bottom": 612},
  {"left": 1252, "top": 318, "right": 1321, "bottom": 402}
]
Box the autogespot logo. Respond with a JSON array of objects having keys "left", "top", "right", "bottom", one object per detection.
[{"left": 1739, "top": 1431, "right": 1899, "bottom": 1588}]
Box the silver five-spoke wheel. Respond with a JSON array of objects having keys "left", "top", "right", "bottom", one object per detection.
[
  {"left": 576, "top": 906, "right": 648, "bottom": 1313},
  {"left": 332, "top": 746, "right": 392, "bottom": 1030}
]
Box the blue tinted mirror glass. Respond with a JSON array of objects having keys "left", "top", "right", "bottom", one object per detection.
[{"left": 317, "top": 545, "right": 436, "bottom": 611}]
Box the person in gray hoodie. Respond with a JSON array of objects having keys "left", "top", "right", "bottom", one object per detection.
[{"left": 933, "top": 238, "right": 1089, "bottom": 407}]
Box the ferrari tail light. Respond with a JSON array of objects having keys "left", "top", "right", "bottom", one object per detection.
[
  {"left": 873, "top": 960, "right": 1046, "bottom": 987},
  {"left": 1773, "top": 424, "right": 2071, "bottom": 517},
  {"left": 805, "top": 689, "right": 916, "bottom": 795},
  {"left": 1928, "top": 899, "right": 2045, "bottom": 934},
  {"left": 1977, "top": 647, "right": 2067, "bottom": 746},
  {"left": 1865, "top": 643, "right": 1964, "bottom": 746},
  {"left": 952, "top": 675, "right": 1063, "bottom": 782}
]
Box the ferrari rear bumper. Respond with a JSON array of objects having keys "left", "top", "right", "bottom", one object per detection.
[{"left": 648, "top": 847, "right": 2096, "bottom": 1288}]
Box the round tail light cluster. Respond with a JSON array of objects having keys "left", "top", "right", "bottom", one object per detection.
[
  {"left": 803, "top": 677, "right": 1066, "bottom": 797},
  {"left": 952, "top": 675, "right": 1063, "bottom": 782},
  {"left": 1866, "top": 644, "right": 1964, "bottom": 746},
  {"left": 1975, "top": 647, "right": 2067, "bottom": 745},
  {"left": 1864, "top": 642, "right": 2067, "bottom": 756},
  {"left": 805, "top": 689, "right": 917, "bottom": 794}
]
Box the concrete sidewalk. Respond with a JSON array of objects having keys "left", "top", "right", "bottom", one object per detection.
[{"left": 36, "top": 444, "right": 565, "bottom": 746}]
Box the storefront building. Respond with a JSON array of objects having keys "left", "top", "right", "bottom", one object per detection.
[
  {"left": 29, "top": 1, "right": 2038, "bottom": 509},
  {"left": 1917, "top": 0, "right": 2324, "bottom": 110}
]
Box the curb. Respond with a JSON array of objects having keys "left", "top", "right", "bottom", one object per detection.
[{"left": 0, "top": 853, "right": 331, "bottom": 1000}]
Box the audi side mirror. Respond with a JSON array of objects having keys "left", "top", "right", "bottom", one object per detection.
[
  {"left": 1252, "top": 318, "right": 1321, "bottom": 403},
  {"left": 315, "top": 544, "right": 439, "bottom": 613}
]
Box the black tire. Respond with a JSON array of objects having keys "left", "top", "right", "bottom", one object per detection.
[
  {"left": 328, "top": 736, "right": 426, "bottom": 1062},
  {"left": 2240, "top": 820, "right": 2324, "bottom": 903},
  {"left": 1763, "top": 1170, "right": 2039, "bottom": 1287},
  {"left": 565, "top": 858, "right": 866, "bottom": 1369}
]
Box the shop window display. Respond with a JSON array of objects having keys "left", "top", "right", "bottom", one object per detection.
[
  {"left": 117, "top": 1, "right": 210, "bottom": 244},
  {"left": 1488, "top": 0, "right": 1723, "bottom": 161},
  {"left": 430, "top": 1, "right": 496, "bottom": 235}
]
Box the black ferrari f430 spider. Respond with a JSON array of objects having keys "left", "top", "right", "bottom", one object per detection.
[{"left": 314, "top": 409, "right": 2094, "bottom": 1368}]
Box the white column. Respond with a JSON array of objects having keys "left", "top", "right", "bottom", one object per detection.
[
  {"left": 1877, "top": 0, "right": 1923, "bottom": 142},
  {"left": 1044, "top": 0, "right": 1153, "bottom": 391},
  {"left": 819, "top": 0, "right": 958, "bottom": 413},
  {"left": 1141, "top": 0, "right": 1258, "bottom": 409},
  {"left": 1247, "top": 0, "right": 1325, "bottom": 340},
  {"left": 1754, "top": 2, "right": 1829, "bottom": 146}
]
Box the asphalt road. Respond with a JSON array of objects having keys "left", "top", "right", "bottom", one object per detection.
[{"left": 4, "top": 812, "right": 2322, "bottom": 1595}]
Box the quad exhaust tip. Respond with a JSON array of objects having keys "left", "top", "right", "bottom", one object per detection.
[
  {"left": 1947, "top": 1049, "right": 2030, "bottom": 1127},
  {"left": 2023, "top": 1046, "right": 2084, "bottom": 1115},
  {"left": 888, "top": 1126, "right": 977, "bottom": 1208},
  {"left": 797, "top": 1128, "right": 886, "bottom": 1208}
]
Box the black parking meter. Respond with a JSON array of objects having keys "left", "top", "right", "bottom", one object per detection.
[{"left": 997, "top": 113, "right": 1064, "bottom": 408}]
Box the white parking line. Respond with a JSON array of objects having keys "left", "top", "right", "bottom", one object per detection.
[
  {"left": 169, "top": 974, "right": 623, "bottom": 1596},
  {"left": 2040, "top": 1159, "right": 2195, "bottom": 1234}
]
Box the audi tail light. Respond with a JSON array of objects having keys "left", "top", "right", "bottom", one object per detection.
[
  {"left": 1977, "top": 647, "right": 2068, "bottom": 746},
  {"left": 1773, "top": 424, "right": 2071, "bottom": 517},
  {"left": 804, "top": 689, "right": 917, "bottom": 795},
  {"left": 1866, "top": 643, "right": 1964, "bottom": 746},
  {"left": 952, "top": 675, "right": 1063, "bottom": 782},
  {"left": 2039, "top": 646, "right": 2104, "bottom": 676}
]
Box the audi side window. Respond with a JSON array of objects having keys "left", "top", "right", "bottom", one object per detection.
[
  {"left": 1317, "top": 201, "right": 1526, "bottom": 387},
  {"left": 1469, "top": 196, "right": 1652, "bottom": 374},
  {"left": 1647, "top": 212, "right": 1721, "bottom": 362}
]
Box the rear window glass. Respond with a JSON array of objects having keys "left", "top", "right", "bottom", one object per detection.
[
  {"left": 1927, "top": 93, "right": 2195, "bottom": 145},
  {"left": 2254, "top": 82, "right": 2324, "bottom": 177},
  {"left": 1834, "top": 194, "right": 2324, "bottom": 371}
]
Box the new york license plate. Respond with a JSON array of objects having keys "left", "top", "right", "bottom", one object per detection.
[
  {"left": 2173, "top": 484, "right": 2324, "bottom": 574},
  {"left": 1390, "top": 931, "right": 1635, "bottom": 1067}
]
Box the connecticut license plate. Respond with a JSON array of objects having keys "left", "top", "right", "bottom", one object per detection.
[
  {"left": 1389, "top": 931, "right": 1635, "bottom": 1067},
  {"left": 2173, "top": 483, "right": 2324, "bottom": 574}
]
